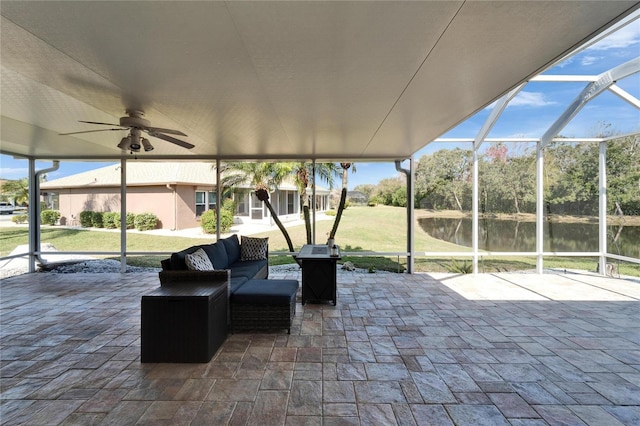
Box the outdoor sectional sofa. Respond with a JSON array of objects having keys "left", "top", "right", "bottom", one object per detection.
[{"left": 157, "top": 234, "right": 299, "bottom": 334}]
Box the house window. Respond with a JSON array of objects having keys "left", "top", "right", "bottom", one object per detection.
[
  {"left": 287, "top": 192, "right": 295, "bottom": 214},
  {"left": 236, "top": 190, "right": 249, "bottom": 216},
  {"left": 277, "top": 190, "right": 297, "bottom": 215},
  {"left": 195, "top": 191, "right": 216, "bottom": 216}
]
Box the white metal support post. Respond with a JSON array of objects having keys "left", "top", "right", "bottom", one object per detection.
[
  {"left": 395, "top": 159, "right": 414, "bottom": 273},
  {"left": 312, "top": 160, "right": 316, "bottom": 244},
  {"left": 407, "top": 157, "right": 415, "bottom": 273},
  {"left": 120, "top": 159, "right": 127, "bottom": 273},
  {"left": 28, "top": 159, "right": 37, "bottom": 273},
  {"left": 599, "top": 141, "right": 608, "bottom": 275},
  {"left": 536, "top": 142, "right": 544, "bottom": 274},
  {"left": 472, "top": 145, "right": 479, "bottom": 274},
  {"left": 216, "top": 158, "right": 221, "bottom": 241},
  {"left": 29, "top": 160, "right": 60, "bottom": 271},
  {"left": 469, "top": 87, "right": 523, "bottom": 273}
]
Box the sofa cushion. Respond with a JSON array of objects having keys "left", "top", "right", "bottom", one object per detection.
[
  {"left": 241, "top": 236, "right": 269, "bottom": 261},
  {"left": 221, "top": 234, "right": 241, "bottom": 265},
  {"left": 230, "top": 276, "right": 249, "bottom": 293},
  {"left": 229, "top": 259, "right": 269, "bottom": 280},
  {"left": 169, "top": 245, "right": 204, "bottom": 270},
  {"left": 201, "top": 241, "right": 229, "bottom": 270},
  {"left": 231, "top": 279, "right": 299, "bottom": 304},
  {"left": 185, "top": 248, "right": 214, "bottom": 271}
]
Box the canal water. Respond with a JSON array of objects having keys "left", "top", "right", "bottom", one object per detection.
[{"left": 418, "top": 217, "right": 639, "bottom": 258}]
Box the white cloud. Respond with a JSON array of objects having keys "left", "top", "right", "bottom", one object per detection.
[
  {"left": 0, "top": 167, "right": 28, "bottom": 179},
  {"left": 587, "top": 24, "right": 640, "bottom": 51},
  {"left": 556, "top": 56, "right": 574, "bottom": 69},
  {"left": 580, "top": 55, "right": 601, "bottom": 66},
  {"left": 509, "top": 91, "right": 556, "bottom": 108}
]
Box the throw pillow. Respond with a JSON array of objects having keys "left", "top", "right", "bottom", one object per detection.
[
  {"left": 185, "top": 248, "right": 214, "bottom": 271},
  {"left": 240, "top": 236, "right": 268, "bottom": 261}
]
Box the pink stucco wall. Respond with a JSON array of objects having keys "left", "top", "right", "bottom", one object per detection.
[{"left": 53, "top": 185, "right": 203, "bottom": 230}]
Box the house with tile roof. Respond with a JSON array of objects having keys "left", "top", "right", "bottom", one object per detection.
[{"left": 40, "top": 162, "right": 330, "bottom": 230}]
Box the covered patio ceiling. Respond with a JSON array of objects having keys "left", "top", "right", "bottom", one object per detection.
[{"left": 1, "top": 1, "right": 639, "bottom": 162}]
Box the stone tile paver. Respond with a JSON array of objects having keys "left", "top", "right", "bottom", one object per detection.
[{"left": 1, "top": 270, "right": 639, "bottom": 424}]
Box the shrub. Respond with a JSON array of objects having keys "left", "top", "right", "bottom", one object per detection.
[
  {"left": 41, "top": 209, "right": 61, "bottom": 225},
  {"left": 79, "top": 210, "right": 94, "bottom": 227},
  {"left": 114, "top": 212, "right": 136, "bottom": 229},
  {"left": 222, "top": 198, "right": 236, "bottom": 215},
  {"left": 91, "top": 211, "right": 104, "bottom": 228},
  {"left": 392, "top": 187, "right": 407, "bottom": 207},
  {"left": 367, "top": 201, "right": 377, "bottom": 207},
  {"left": 221, "top": 209, "right": 234, "bottom": 232},
  {"left": 12, "top": 214, "right": 28, "bottom": 224},
  {"left": 368, "top": 195, "right": 383, "bottom": 205},
  {"left": 447, "top": 259, "right": 473, "bottom": 274},
  {"left": 200, "top": 208, "right": 234, "bottom": 234},
  {"left": 134, "top": 212, "right": 158, "bottom": 231},
  {"left": 102, "top": 212, "right": 118, "bottom": 229},
  {"left": 325, "top": 209, "right": 336, "bottom": 216},
  {"left": 200, "top": 210, "right": 216, "bottom": 234},
  {"left": 220, "top": 199, "right": 235, "bottom": 231}
]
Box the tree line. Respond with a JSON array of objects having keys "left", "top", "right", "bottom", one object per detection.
[{"left": 354, "top": 135, "right": 640, "bottom": 216}]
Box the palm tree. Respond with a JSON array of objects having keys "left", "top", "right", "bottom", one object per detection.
[
  {"left": 1, "top": 178, "right": 29, "bottom": 206},
  {"left": 340, "top": 162, "right": 356, "bottom": 190},
  {"left": 293, "top": 162, "right": 340, "bottom": 244},
  {"left": 223, "top": 162, "right": 297, "bottom": 254}
]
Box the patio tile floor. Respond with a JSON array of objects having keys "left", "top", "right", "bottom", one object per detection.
[{"left": 1, "top": 270, "right": 639, "bottom": 425}]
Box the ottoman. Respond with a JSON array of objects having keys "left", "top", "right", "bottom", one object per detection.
[{"left": 230, "top": 279, "right": 299, "bottom": 334}]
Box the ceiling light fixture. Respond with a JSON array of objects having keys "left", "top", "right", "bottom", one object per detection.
[
  {"left": 117, "top": 135, "right": 131, "bottom": 150},
  {"left": 141, "top": 138, "right": 154, "bottom": 152},
  {"left": 128, "top": 128, "right": 141, "bottom": 152},
  {"left": 129, "top": 137, "right": 141, "bottom": 152}
]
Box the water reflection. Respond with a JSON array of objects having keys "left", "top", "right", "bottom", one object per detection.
[{"left": 418, "top": 217, "right": 639, "bottom": 257}]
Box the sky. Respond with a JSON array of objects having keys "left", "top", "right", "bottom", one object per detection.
[{"left": 1, "top": 16, "right": 639, "bottom": 190}]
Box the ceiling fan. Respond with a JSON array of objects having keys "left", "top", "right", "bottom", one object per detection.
[{"left": 59, "top": 110, "right": 194, "bottom": 152}]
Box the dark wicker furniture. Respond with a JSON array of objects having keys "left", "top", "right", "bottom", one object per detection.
[
  {"left": 297, "top": 244, "right": 340, "bottom": 305},
  {"left": 151, "top": 235, "right": 299, "bottom": 357},
  {"left": 230, "top": 279, "right": 299, "bottom": 334},
  {"left": 141, "top": 284, "right": 228, "bottom": 363},
  {"left": 159, "top": 234, "right": 268, "bottom": 293}
]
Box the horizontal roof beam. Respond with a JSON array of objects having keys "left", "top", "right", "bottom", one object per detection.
[{"left": 531, "top": 75, "right": 598, "bottom": 82}]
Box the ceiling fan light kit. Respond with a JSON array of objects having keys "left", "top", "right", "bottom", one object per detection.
[
  {"left": 60, "top": 110, "right": 193, "bottom": 152},
  {"left": 141, "top": 138, "right": 154, "bottom": 152},
  {"left": 117, "top": 136, "right": 131, "bottom": 151}
]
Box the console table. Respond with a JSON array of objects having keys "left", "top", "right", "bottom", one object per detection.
[
  {"left": 141, "top": 284, "right": 228, "bottom": 363},
  {"left": 297, "top": 244, "right": 340, "bottom": 305}
]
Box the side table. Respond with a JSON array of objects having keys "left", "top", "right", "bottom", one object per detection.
[
  {"left": 141, "top": 284, "right": 228, "bottom": 363},
  {"left": 297, "top": 244, "right": 340, "bottom": 305}
]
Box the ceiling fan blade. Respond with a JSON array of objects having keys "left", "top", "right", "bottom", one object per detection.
[
  {"left": 78, "top": 120, "right": 122, "bottom": 127},
  {"left": 145, "top": 126, "right": 187, "bottom": 136},
  {"left": 148, "top": 131, "right": 195, "bottom": 149},
  {"left": 59, "top": 128, "right": 125, "bottom": 136}
]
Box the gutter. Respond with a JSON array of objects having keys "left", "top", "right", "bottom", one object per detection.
[
  {"left": 166, "top": 183, "right": 176, "bottom": 231},
  {"left": 395, "top": 159, "right": 414, "bottom": 273},
  {"left": 32, "top": 161, "right": 60, "bottom": 266}
]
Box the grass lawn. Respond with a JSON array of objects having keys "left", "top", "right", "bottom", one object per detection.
[{"left": 1, "top": 206, "right": 638, "bottom": 276}]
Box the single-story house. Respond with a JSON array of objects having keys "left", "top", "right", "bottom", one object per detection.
[
  {"left": 347, "top": 191, "right": 368, "bottom": 205},
  {"left": 40, "top": 162, "right": 330, "bottom": 230}
]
